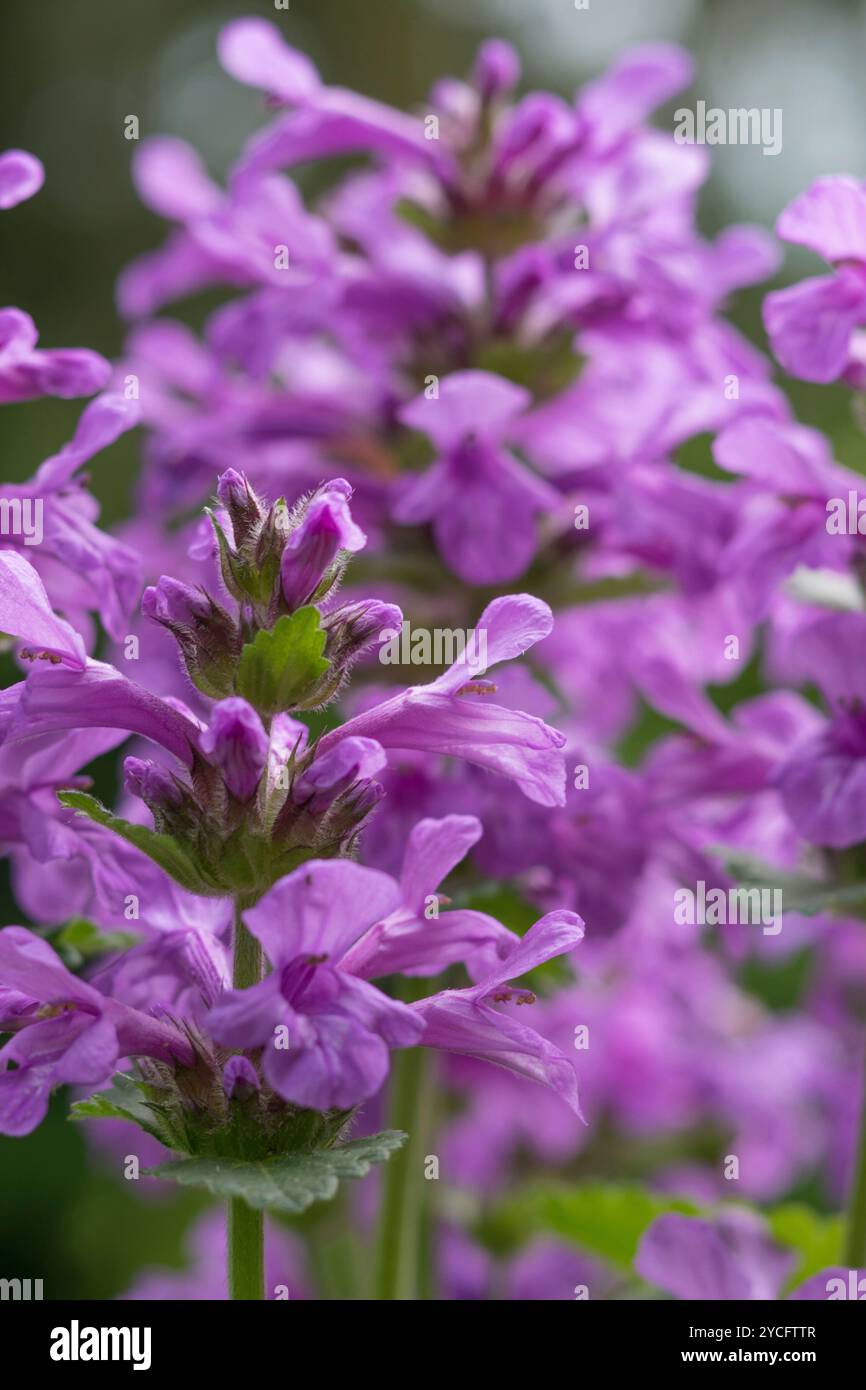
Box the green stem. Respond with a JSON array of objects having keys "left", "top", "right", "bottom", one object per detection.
[
  {"left": 233, "top": 899, "right": 262, "bottom": 989},
  {"left": 843, "top": 1038, "right": 866, "bottom": 1268},
  {"left": 373, "top": 1045, "right": 434, "bottom": 1300},
  {"left": 228, "top": 899, "right": 264, "bottom": 1300},
  {"left": 228, "top": 1196, "right": 264, "bottom": 1301}
]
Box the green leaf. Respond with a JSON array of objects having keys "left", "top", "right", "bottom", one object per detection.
[
  {"left": 53, "top": 918, "right": 139, "bottom": 969},
  {"left": 492, "top": 1183, "right": 700, "bottom": 1271},
  {"left": 57, "top": 790, "right": 214, "bottom": 896},
  {"left": 145, "top": 1130, "right": 407, "bottom": 1214},
  {"left": 236, "top": 607, "right": 329, "bottom": 716},
  {"left": 71, "top": 1073, "right": 177, "bottom": 1147},
  {"left": 767, "top": 1205, "right": 845, "bottom": 1290},
  {"left": 718, "top": 847, "right": 866, "bottom": 919}
]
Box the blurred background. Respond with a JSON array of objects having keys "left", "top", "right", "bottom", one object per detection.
[{"left": 0, "top": 0, "right": 861, "bottom": 1297}]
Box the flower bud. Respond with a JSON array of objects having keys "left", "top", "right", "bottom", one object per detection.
[
  {"left": 123, "top": 756, "right": 200, "bottom": 842},
  {"left": 294, "top": 736, "right": 386, "bottom": 812},
  {"left": 323, "top": 599, "right": 403, "bottom": 668},
  {"left": 200, "top": 698, "right": 269, "bottom": 801},
  {"left": 222, "top": 1054, "right": 260, "bottom": 1100},
  {"left": 142, "top": 576, "right": 240, "bottom": 699},
  {"left": 216, "top": 468, "right": 267, "bottom": 548},
  {"left": 124, "top": 756, "right": 183, "bottom": 810},
  {"left": 279, "top": 479, "right": 366, "bottom": 612}
]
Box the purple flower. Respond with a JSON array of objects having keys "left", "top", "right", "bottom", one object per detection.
[
  {"left": 0, "top": 149, "right": 44, "bottom": 209},
  {"left": 0, "top": 550, "right": 87, "bottom": 668},
  {"left": 772, "top": 611, "right": 866, "bottom": 847},
  {"left": 0, "top": 927, "right": 193, "bottom": 1135},
  {"left": 765, "top": 176, "right": 866, "bottom": 382},
  {"left": 0, "top": 307, "right": 110, "bottom": 404},
  {"left": 394, "top": 372, "right": 558, "bottom": 584},
  {"left": 208, "top": 860, "right": 423, "bottom": 1110},
  {"left": 200, "top": 698, "right": 269, "bottom": 801},
  {"left": 317, "top": 593, "right": 567, "bottom": 806},
  {"left": 217, "top": 18, "right": 451, "bottom": 179},
  {"left": 292, "top": 736, "right": 386, "bottom": 813},
  {"left": 472, "top": 40, "right": 520, "bottom": 102},
  {"left": 222, "top": 1054, "right": 260, "bottom": 1100},
  {"left": 209, "top": 849, "right": 582, "bottom": 1114},
  {"left": 340, "top": 813, "right": 516, "bottom": 979},
  {"left": 637, "top": 1211, "right": 866, "bottom": 1302},
  {"left": 123, "top": 756, "right": 184, "bottom": 812},
  {"left": 118, "top": 135, "right": 337, "bottom": 317},
  {"left": 0, "top": 392, "right": 142, "bottom": 639},
  {"left": 7, "top": 658, "right": 202, "bottom": 768},
  {"left": 280, "top": 479, "right": 366, "bottom": 610},
  {"left": 410, "top": 911, "right": 584, "bottom": 1116},
  {"left": 635, "top": 1211, "right": 795, "bottom": 1300}
]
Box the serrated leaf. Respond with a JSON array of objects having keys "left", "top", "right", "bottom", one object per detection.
[
  {"left": 145, "top": 1130, "right": 407, "bottom": 1214},
  {"left": 58, "top": 790, "right": 214, "bottom": 896},
  {"left": 71, "top": 1072, "right": 176, "bottom": 1147},
  {"left": 494, "top": 1183, "right": 700, "bottom": 1272},
  {"left": 236, "top": 607, "right": 329, "bottom": 715}
]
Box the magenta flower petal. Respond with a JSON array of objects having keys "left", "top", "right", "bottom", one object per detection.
[
  {"left": 33, "top": 392, "right": 141, "bottom": 492},
  {"left": 263, "top": 1009, "right": 390, "bottom": 1111},
  {"left": 132, "top": 137, "right": 222, "bottom": 221},
  {"left": 293, "top": 736, "right": 385, "bottom": 807},
  {"left": 764, "top": 269, "right": 866, "bottom": 383},
  {"left": 398, "top": 814, "right": 483, "bottom": 912},
  {"left": 0, "top": 925, "right": 102, "bottom": 1007},
  {"left": 9, "top": 662, "right": 200, "bottom": 765},
  {"left": 776, "top": 728, "right": 866, "bottom": 848},
  {"left": 399, "top": 371, "right": 531, "bottom": 451},
  {"left": 414, "top": 993, "right": 582, "bottom": 1115},
  {"left": 218, "top": 18, "right": 320, "bottom": 103},
  {"left": 430, "top": 593, "right": 554, "bottom": 695},
  {"left": 635, "top": 1212, "right": 793, "bottom": 1301},
  {"left": 0, "top": 552, "right": 87, "bottom": 668},
  {"left": 280, "top": 479, "right": 366, "bottom": 610},
  {"left": 0, "top": 149, "right": 44, "bottom": 209},
  {"left": 243, "top": 859, "right": 401, "bottom": 966},
  {"left": 776, "top": 175, "right": 866, "bottom": 263}
]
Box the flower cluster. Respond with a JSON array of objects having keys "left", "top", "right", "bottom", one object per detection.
[{"left": 2, "top": 18, "right": 866, "bottom": 1303}]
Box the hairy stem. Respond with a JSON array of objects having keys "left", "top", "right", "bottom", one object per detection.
[{"left": 228, "top": 898, "right": 264, "bottom": 1300}]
